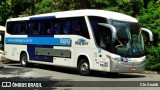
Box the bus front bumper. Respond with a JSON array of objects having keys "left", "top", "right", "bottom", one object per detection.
[{"left": 110, "top": 60, "right": 145, "bottom": 73}]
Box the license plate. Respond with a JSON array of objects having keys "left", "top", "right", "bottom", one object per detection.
[{"left": 129, "top": 67, "right": 136, "bottom": 71}]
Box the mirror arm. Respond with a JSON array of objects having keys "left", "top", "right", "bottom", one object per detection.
[
  {"left": 98, "top": 23, "right": 117, "bottom": 40},
  {"left": 141, "top": 28, "right": 153, "bottom": 41}
]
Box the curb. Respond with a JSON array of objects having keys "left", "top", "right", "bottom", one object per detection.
[{"left": 142, "top": 71, "right": 160, "bottom": 74}]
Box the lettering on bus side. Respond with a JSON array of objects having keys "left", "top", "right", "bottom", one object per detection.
[
  {"left": 75, "top": 39, "right": 88, "bottom": 45},
  {"left": 60, "top": 38, "right": 71, "bottom": 46}
]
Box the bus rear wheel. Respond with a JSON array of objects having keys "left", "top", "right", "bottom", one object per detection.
[
  {"left": 78, "top": 59, "right": 90, "bottom": 76},
  {"left": 20, "top": 53, "right": 28, "bottom": 67}
]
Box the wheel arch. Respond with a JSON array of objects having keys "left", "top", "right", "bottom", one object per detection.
[
  {"left": 20, "top": 50, "right": 29, "bottom": 62},
  {"left": 76, "top": 54, "right": 93, "bottom": 69}
]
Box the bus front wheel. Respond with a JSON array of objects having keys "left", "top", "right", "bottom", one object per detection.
[
  {"left": 20, "top": 53, "right": 28, "bottom": 67},
  {"left": 78, "top": 59, "right": 90, "bottom": 76}
]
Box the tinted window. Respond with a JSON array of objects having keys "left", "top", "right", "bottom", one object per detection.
[
  {"left": 89, "top": 16, "right": 113, "bottom": 52},
  {"left": 7, "top": 17, "right": 90, "bottom": 39},
  {"left": 70, "top": 17, "right": 90, "bottom": 39},
  {"left": 88, "top": 16, "right": 107, "bottom": 34},
  {"left": 53, "top": 17, "right": 90, "bottom": 39}
]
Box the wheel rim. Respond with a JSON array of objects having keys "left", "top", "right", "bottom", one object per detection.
[
  {"left": 80, "top": 63, "right": 89, "bottom": 73},
  {"left": 21, "top": 55, "right": 27, "bottom": 65}
]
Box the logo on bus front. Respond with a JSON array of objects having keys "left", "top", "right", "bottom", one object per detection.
[
  {"left": 75, "top": 39, "right": 88, "bottom": 45},
  {"left": 115, "top": 56, "right": 132, "bottom": 62}
]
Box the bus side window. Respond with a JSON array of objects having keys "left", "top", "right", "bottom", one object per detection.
[
  {"left": 17, "top": 23, "right": 21, "bottom": 34},
  {"left": 20, "top": 23, "right": 26, "bottom": 34},
  {"left": 63, "top": 21, "right": 71, "bottom": 34},
  {"left": 90, "top": 20, "right": 99, "bottom": 34},
  {"left": 13, "top": 24, "right": 18, "bottom": 34},
  {"left": 38, "top": 23, "right": 41, "bottom": 34},
  {"left": 46, "top": 22, "right": 54, "bottom": 35},
  {"left": 25, "top": 23, "right": 29, "bottom": 34},
  {"left": 71, "top": 20, "right": 78, "bottom": 34},
  {"left": 89, "top": 16, "right": 107, "bottom": 33},
  {"left": 82, "top": 21, "right": 90, "bottom": 39},
  {"left": 30, "top": 23, "right": 38, "bottom": 34},
  {"left": 40, "top": 22, "right": 45, "bottom": 34},
  {"left": 7, "top": 22, "right": 14, "bottom": 34},
  {"left": 30, "top": 23, "right": 33, "bottom": 34},
  {"left": 55, "top": 23, "right": 61, "bottom": 34},
  {"left": 49, "top": 22, "right": 54, "bottom": 34},
  {"left": 71, "top": 17, "right": 90, "bottom": 39}
]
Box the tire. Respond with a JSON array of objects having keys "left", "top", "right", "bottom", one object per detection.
[
  {"left": 78, "top": 59, "right": 90, "bottom": 76},
  {"left": 20, "top": 53, "right": 28, "bottom": 67}
]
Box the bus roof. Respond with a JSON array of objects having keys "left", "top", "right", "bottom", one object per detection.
[
  {"left": 0, "top": 26, "right": 5, "bottom": 32},
  {"left": 7, "top": 9, "right": 138, "bottom": 23}
]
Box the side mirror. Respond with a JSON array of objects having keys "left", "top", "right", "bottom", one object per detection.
[
  {"left": 141, "top": 28, "right": 158, "bottom": 46},
  {"left": 141, "top": 28, "right": 153, "bottom": 41},
  {"left": 98, "top": 23, "right": 117, "bottom": 40}
]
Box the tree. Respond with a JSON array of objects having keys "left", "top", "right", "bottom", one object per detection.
[
  {"left": 34, "top": 0, "right": 61, "bottom": 14},
  {"left": 0, "top": 0, "right": 13, "bottom": 25},
  {"left": 137, "top": 0, "right": 160, "bottom": 70},
  {"left": 100, "top": 0, "right": 143, "bottom": 16},
  {"left": 10, "top": 0, "right": 41, "bottom": 17},
  {"left": 34, "top": 0, "right": 97, "bottom": 14}
]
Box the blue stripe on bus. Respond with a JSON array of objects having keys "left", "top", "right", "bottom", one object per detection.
[
  {"left": 27, "top": 35, "right": 54, "bottom": 62},
  {"left": 29, "top": 16, "right": 56, "bottom": 20},
  {"left": 28, "top": 15, "right": 57, "bottom": 62},
  {"left": 5, "top": 37, "right": 71, "bottom": 46},
  {"left": 27, "top": 45, "right": 53, "bottom": 62}
]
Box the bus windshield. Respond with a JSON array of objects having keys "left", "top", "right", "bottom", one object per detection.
[
  {"left": 111, "top": 20, "right": 145, "bottom": 57},
  {"left": 89, "top": 17, "right": 145, "bottom": 57}
]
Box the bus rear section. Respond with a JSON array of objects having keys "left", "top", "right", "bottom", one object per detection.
[{"left": 0, "top": 26, "right": 5, "bottom": 68}]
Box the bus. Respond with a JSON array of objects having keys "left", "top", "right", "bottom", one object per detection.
[
  {"left": 5, "top": 9, "right": 155, "bottom": 75},
  {"left": 0, "top": 26, "right": 5, "bottom": 51},
  {"left": 0, "top": 26, "right": 5, "bottom": 68}
]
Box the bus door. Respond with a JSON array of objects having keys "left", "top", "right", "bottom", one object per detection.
[{"left": 96, "top": 23, "right": 117, "bottom": 71}]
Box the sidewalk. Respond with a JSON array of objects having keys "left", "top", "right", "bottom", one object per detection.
[{"left": 143, "top": 70, "right": 160, "bottom": 74}]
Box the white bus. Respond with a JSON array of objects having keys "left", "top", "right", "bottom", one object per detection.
[{"left": 5, "top": 9, "right": 154, "bottom": 75}]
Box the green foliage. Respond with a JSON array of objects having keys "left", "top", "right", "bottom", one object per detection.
[
  {"left": 102, "top": 0, "right": 143, "bottom": 16},
  {"left": 0, "top": 1, "right": 13, "bottom": 25},
  {"left": 35, "top": 0, "right": 60, "bottom": 14},
  {"left": 137, "top": 0, "right": 160, "bottom": 33},
  {"left": 145, "top": 46, "right": 160, "bottom": 70},
  {"left": 11, "top": 0, "right": 41, "bottom": 17},
  {"left": 137, "top": 0, "right": 160, "bottom": 71}
]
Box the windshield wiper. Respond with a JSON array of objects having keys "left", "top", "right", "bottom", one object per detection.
[
  {"left": 124, "top": 41, "right": 141, "bottom": 57},
  {"left": 124, "top": 40, "right": 131, "bottom": 57},
  {"left": 134, "top": 43, "right": 141, "bottom": 55}
]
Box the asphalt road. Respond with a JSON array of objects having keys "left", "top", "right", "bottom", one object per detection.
[{"left": 0, "top": 62, "right": 160, "bottom": 90}]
